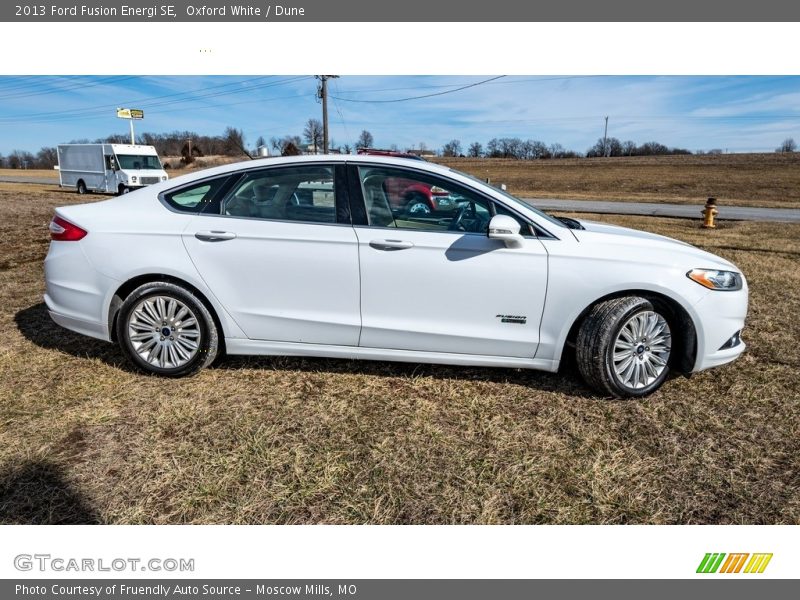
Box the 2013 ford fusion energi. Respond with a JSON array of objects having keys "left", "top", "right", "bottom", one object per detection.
[{"left": 44, "top": 155, "right": 748, "bottom": 397}]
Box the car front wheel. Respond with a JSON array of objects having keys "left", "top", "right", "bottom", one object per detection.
[
  {"left": 576, "top": 296, "right": 673, "bottom": 398},
  {"left": 116, "top": 282, "right": 219, "bottom": 377}
]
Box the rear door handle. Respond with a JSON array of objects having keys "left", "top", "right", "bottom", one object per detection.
[
  {"left": 369, "top": 239, "right": 414, "bottom": 251},
  {"left": 195, "top": 230, "right": 237, "bottom": 242}
]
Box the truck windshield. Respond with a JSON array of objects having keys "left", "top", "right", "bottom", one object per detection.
[{"left": 116, "top": 154, "right": 162, "bottom": 170}]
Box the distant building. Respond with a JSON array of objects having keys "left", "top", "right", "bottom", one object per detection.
[{"left": 406, "top": 148, "right": 436, "bottom": 158}]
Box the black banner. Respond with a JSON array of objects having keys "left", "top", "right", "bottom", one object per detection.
[
  {"left": 4, "top": 0, "right": 800, "bottom": 22},
  {"left": 4, "top": 580, "right": 799, "bottom": 600}
]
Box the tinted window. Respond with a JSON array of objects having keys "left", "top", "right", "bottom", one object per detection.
[
  {"left": 163, "top": 176, "right": 229, "bottom": 213},
  {"left": 358, "top": 166, "right": 504, "bottom": 234},
  {"left": 223, "top": 166, "right": 336, "bottom": 224}
]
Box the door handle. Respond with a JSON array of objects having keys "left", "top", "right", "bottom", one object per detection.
[
  {"left": 195, "top": 230, "right": 237, "bottom": 242},
  {"left": 369, "top": 239, "right": 414, "bottom": 251}
]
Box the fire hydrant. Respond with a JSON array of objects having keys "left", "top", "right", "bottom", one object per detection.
[{"left": 701, "top": 198, "right": 718, "bottom": 229}]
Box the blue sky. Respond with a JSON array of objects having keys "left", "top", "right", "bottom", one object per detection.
[{"left": 1, "top": 75, "right": 799, "bottom": 155}]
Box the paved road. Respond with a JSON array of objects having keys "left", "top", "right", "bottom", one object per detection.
[
  {"left": 0, "top": 175, "right": 59, "bottom": 185},
  {"left": 523, "top": 198, "right": 800, "bottom": 223},
  {"left": 1, "top": 176, "right": 798, "bottom": 223}
]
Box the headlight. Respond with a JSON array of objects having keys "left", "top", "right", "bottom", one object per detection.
[
  {"left": 131, "top": 176, "right": 138, "bottom": 183},
  {"left": 687, "top": 268, "right": 743, "bottom": 291}
]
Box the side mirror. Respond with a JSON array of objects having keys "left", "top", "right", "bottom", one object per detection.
[{"left": 488, "top": 214, "right": 524, "bottom": 248}]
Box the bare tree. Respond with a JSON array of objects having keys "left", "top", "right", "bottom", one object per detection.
[
  {"left": 622, "top": 140, "right": 637, "bottom": 156},
  {"left": 776, "top": 138, "right": 797, "bottom": 153},
  {"left": 467, "top": 142, "right": 483, "bottom": 157},
  {"left": 270, "top": 135, "right": 303, "bottom": 155},
  {"left": 224, "top": 127, "right": 251, "bottom": 158},
  {"left": 7, "top": 150, "right": 34, "bottom": 169},
  {"left": 35, "top": 147, "right": 58, "bottom": 169},
  {"left": 356, "top": 130, "right": 374, "bottom": 150},
  {"left": 442, "top": 139, "right": 462, "bottom": 157},
  {"left": 342, "top": 144, "right": 352, "bottom": 154},
  {"left": 303, "top": 118, "right": 323, "bottom": 154}
]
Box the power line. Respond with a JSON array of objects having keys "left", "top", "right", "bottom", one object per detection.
[
  {"left": 0, "top": 75, "right": 139, "bottom": 101},
  {"left": 332, "top": 75, "right": 602, "bottom": 96},
  {"left": 331, "top": 75, "right": 507, "bottom": 103},
  {"left": 0, "top": 76, "right": 314, "bottom": 124},
  {"left": 0, "top": 75, "right": 280, "bottom": 121}
]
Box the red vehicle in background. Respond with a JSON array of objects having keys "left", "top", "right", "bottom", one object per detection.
[{"left": 357, "top": 148, "right": 451, "bottom": 215}]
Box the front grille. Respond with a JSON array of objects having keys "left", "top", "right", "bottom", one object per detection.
[{"left": 140, "top": 177, "right": 160, "bottom": 185}]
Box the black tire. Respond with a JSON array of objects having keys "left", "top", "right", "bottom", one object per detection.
[
  {"left": 575, "top": 296, "right": 672, "bottom": 398},
  {"left": 116, "top": 281, "right": 219, "bottom": 377},
  {"left": 118, "top": 184, "right": 130, "bottom": 195},
  {"left": 76, "top": 180, "right": 87, "bottom": 195},
  {"left": 405, "top": 193, "right": 432, "bottom": 216}
]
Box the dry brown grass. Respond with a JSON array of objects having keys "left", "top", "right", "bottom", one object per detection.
[
  {"left": 0, "top": 168, "right": 58, "bottom": 179},
  {"left": 0, "top": 183, "right": 798, "bottom": 524},
  {"left": 435, "top": 153, "right": 800, "bottom": 209}
]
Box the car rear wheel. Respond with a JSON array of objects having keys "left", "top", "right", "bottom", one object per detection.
[
  {"left": 576, "top": 296, "right": 672, "bottom": 398},
  {"left": 116, "top": 282, "right": 219, "bottom": 377},
  {"left": 76, "top": 181, "right": 87, "bottom": 195}
]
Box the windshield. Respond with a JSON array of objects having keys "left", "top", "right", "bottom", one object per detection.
[
  {"left": 116, "top": 154, "right": 162, "bottom": 170},
  {"left": 448, "top": 167, "right": 567, "bottom": 229}
]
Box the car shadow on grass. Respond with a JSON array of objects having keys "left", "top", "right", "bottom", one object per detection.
[
  {"left": 14, "top": 302, "right": 135, "bottom": 372},
  {"left": 16, "top": 302, "right": 599, "bottom": 398},
  {"left": 0, "top": 459, "right": 101, "bottom": 524},
  {"left": 213, "top": 349, "right": 599, "bottom": 399}
]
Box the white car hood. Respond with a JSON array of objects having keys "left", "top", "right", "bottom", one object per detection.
[{"left": 571, "top": 218, "right": 738, "bottom": 271}]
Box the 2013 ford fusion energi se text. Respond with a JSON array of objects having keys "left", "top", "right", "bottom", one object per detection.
[{"left": 44, "top": 155, "right": 748, "bottom": 397}]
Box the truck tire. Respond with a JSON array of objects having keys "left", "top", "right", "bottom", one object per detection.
[
  {"left": 76, "top": 180, "right": 87, "bottom": 195},
  {"left": 118, "top": 184, "right": 130, "bottom": 195}
]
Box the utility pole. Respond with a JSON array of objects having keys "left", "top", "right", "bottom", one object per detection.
[
  {"left": 602, "top": 116, "right": 609, "bottom": 157},
  {"left": 316, "top": 75, "right": 339, "bottom": 153}
]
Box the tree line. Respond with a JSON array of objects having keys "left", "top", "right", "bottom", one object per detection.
[{"left": 1, "top": 129, "right": 797, "bottom": 169}]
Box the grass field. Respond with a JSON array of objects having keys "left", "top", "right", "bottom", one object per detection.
[
  {"left": 6, "top": 152, "right": 800, "bottom": 210},
  {"left": 435, "top": 153, "right": 800, "bottom": 209},
  {"left": 0, "top": 183, "right": 798, "bottom": 524}
]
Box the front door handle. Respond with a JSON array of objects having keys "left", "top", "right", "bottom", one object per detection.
[
  {"left": 195, "top": 230, "right": 237, "bottom": 242},
  {"left": 369, "top": 239, "right": 414, "bottom": 251}
]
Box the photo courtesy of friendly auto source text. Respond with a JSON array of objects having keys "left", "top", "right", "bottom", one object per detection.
[{"left": 0, "top": 0, "right": 797, "bottom": 596}]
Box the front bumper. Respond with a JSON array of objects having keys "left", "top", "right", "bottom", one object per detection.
[{"left": 691, "top": 280, "right": 749, "bottom": 372}]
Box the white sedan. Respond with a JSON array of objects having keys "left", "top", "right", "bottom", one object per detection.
[{"left": 44, "top": 155, "right": 748, "bottom": 397}]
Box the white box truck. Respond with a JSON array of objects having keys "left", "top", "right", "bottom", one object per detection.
[{"left": 57, "top": 143, "right": 168, "bottom": 195}]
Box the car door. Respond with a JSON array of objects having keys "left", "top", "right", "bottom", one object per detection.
[
  {"left": 179, "top": 164, "right": 361, "bottom": 345},
  {"left": 350, "top": 164, "right": 549, "bottom": 358}
]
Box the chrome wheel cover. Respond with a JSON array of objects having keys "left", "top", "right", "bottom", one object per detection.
[
  {"left": 408, "top": 201, "right": 431, "bottom": 215},
  {"left": 612, "top": 310, "right": 671, "bottom": 389},
  {"left": 127, "top": 295, "right": 201, "bottom": 369}
]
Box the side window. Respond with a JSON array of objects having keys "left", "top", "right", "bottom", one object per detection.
[
  {"left": 357, "top": 166, "right": 493, "bottom": 233},
  {"left": 223, "top": 165, "right": 336, "bottom": 224},
  {"left": 163, "top": 176, "right": 229, "bottom": 213}
]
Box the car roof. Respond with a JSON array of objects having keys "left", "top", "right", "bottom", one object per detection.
[{"left": 163, "top": 154, "right": 453, "bottom": 187}]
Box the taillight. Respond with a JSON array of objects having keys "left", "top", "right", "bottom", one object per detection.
[{"left": 49, "top": 216, "right": 87, "bottom": 241}]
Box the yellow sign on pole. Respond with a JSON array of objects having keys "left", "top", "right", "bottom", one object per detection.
[{"left": 116, "top": 108, "right": 144, "bottom": 119}]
